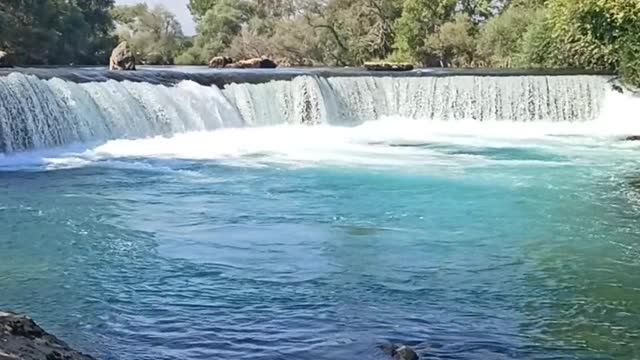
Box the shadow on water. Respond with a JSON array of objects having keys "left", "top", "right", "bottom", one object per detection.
[
  {"left": 385, "top": 142, "right": 569, "bottom": 162},
  {"left": 627, "top": 176, "right": 640, "bottom": 193}
]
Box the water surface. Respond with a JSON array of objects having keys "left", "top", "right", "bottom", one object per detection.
[{"left": 1, "top": 120, "right": 640, "bottom": 359}]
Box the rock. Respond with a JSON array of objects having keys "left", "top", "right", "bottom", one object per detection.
[
  {"left": 364, "top": 62, "right": 414, "bottom": 71},
  {"left": 624, "top": 135, "right": 640, "bottom": 141},
  {"left": 0, "top": 311, "right": 95, "bottom": 360},
  {"left": 109, "top": 41, "right": 136, "bottom": 71},
  {"left": 380, "top": 344, "right": 419, "bottom": 360},
  {"left": 229, "top": 57, "right": 278, "bottom": 69},
  {"left": 0, "top": 51, "right": 12, "bottom": 68},
  {"left": 611, "top": 83, "right": 624, "bottom": 94},
  {"left": 258, "top": 57, "right": 278, "bottom": 69},
  {"left": 209, "top": 56, "right": 234, "bottom": 68},
  {"left": 394, "top": 346, "right": 419, "bottom": 360}
]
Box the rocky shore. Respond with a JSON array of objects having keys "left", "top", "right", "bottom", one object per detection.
[{"left": 0, "top": 311, "right": 94, "bottom": 360}]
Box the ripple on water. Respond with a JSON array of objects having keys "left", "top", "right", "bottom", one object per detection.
[{"left": 1, "top": 137, "right": 640, "bottom": 359}]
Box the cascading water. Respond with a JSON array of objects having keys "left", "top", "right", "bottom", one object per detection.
[
  {"left": 0, "top": 71, "right": 619, "bottom": 154},
  {"left": 327, "top": 75, "right": 606, "bottom": 123},
  {"left": 222, "top": 76, "right": 344, "bottom": 126},
  {"left": 0, "top": 73, "right": 242, "bottom": 153},
  {"left": 4, "top": 68, "right": 640, "bottom": 360}
]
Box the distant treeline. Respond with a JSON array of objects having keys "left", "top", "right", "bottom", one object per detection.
[{"left": 0, "top": 0, "right": 638, "bottom": 85}]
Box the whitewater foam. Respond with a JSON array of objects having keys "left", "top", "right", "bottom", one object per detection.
[
  {"left": 1, "top": 71, "right": 639, "bottom": 171},
  {"left": 0, "top": 73, "right": 625, "bottom": 154},
  {"left": 0, "top": 113, "right": 637, "bottom": 172}
]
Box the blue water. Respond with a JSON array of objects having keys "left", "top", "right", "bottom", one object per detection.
[{"left": 1, "top": 124, "right": 640, "bottom": 359}]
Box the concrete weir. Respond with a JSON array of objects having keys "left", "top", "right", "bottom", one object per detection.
[{"left": 0, "top": 66, "right": 614, "bottom": 88}]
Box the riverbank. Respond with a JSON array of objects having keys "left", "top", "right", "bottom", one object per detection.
[{"left": 0, "top": 311, "right": 94, "bottom": 360}]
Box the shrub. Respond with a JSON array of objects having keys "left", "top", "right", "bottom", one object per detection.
[
  {"left": 619, "top": 23, "right": 640, "bottom": 87},
  {"left": 426, "top": 14, "right": 477, "bottom": 67},
  {"left": 477, "top": 4, "right": 542, "bottom": 67}
]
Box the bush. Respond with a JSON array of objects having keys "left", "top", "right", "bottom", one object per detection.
[
  {"left": 175, "top": 47, "right": 207, "bottom": 65},
  {"left": 517, "top": 9, "right": 556, "bottom": 68},
  {"left": 619, "top": 24, "right": 640, "bottom": 87},
  {"left": 426, "top": 14, "right": 476, "bottom": 67},
  {"left": 144, "top": 52, "right": 166, "bottom": 65},
  {"left": 477, "top": 4, "right": 542, "bottom": 67},
  {"left": 541, "top": 0, "right": 640, "bottom": 70}
]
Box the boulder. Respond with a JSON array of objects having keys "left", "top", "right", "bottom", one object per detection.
[
  {"left": 258, "top": 57, "right": 278, "bottom": 69},
  {"left": 109, "top": 41, "right": 136, "bottom": 71},
  {"left": 209, "top": 56, "right": 234, "bottom": 68},
  {"left": 364, "top": 62, "right": 414, "bottom": 71},
  {"left": 0, "top": 51, "right": 12, "bottom": 68},
  {"left": 380, "top": 344, "right": 419, "bottom": 360},
  {"left": 0, "top": 311, "right": 95, "bottom": 360},
  {"left": 624, "top": 135, "right": 640, "bottom": 141},
  {"left": 229, "top": 57, "right": 278, "bottom": 69},
  {"left": 611, "top": 83, "right": 624, "bottom": 94},
  {"left": 394, "top": 346, "right": 419, "bottom": 360}
]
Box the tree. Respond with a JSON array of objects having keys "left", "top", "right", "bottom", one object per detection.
[
  {"left": 227, "top": 17, "right": 321, "bottom": 65},
  {"left": 456, "top": 0, "right": 499, "bottom": 23},
  {"left": 178, "top": 0, "right": 252, "bottom": 64},
  {"left": 618, "top": 17, "right": 640, "bottom": 87},
  {"left": 542, "top": 0, "right": 640, "bottom": 70},
  {"left": 76, "top": 0, "right": 117, "bottom": 63},
  {"left": 0, "top": 0, "right": 115, "bottom": 65},
  {"left": 477, "top": 1, "right": 542, "bottom": 67},
  {"left": 253, "top": 0, "right": 299, "bottom": 19},
  {"left": 112, "top": 4, "right": 185, "bottom": 65},
  {"left": 301, "top": 0, "right": 401, "bottom": 65},
  {"left": 188, "top": 0, "right": 219, "bottom": 21},
  {"left": 426, "top": 13, "right": 476, "bottom": 67},
  {"left": 392, "top": 0, "right": 457, "bottom": 65}
]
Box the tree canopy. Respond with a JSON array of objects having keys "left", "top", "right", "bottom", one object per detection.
[
  {"left": 112, "top": 3, "right": 184, "bottom": 65},
  {"left": 0, "top": 0, "right": 638, "bottom": 86},
  {"left": 0, "top": 0, "right": 115, "bottom": 65}
]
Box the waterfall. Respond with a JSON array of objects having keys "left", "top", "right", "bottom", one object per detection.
[
  {"left": 222, "top": 76, "right": 344, "bottom": 126},
  {"left": 0, "top": 73, "right": 242, "bottom": 153},
  {"left": 326, "top": 76, "right": 605, "bottom": 123},
  {"left": 0, "top": 71, "right": 614, "bottom": 154}
]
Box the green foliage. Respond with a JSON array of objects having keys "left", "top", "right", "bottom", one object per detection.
[
  {"left": 426, "top": 14, "right": 476, "bottom": 67},
  {"left": 0, "top": 0, "right": 637, "bottom": 84},
  {"left": 517, "top": 11, "right": 555, "bottom": 67},
  {"left": 541, "top": 0, "right": 640, "bottom": 70},
  {"left": 188, "top": 0, "right": 219, "bottom": 21},
  {"left": 392, "top": 0, "right": 457, "bottom": 65},
  {"left": 184, "top": 0, "right": 253, "bottom": 62},
  {"left": 477, "top": 3, "right": 542, "bottom": 67},
  {"left": 302, "top": 0, "right": 402, "bottom": 65},
  {"left": 175, "top": 45, "right": 207, "bottom": 65},
  {"left": 112, "top": 4, "right": 185, "bottom": 65},
  {"left": 228, "top": 18, "right": 321, "bottom": 66},
  {"left": 619, "top": 22, "right": 640, "bottom": 87},
  {"left": 457, "top": 0, "right": 500, "bottom": 22},
  {"left": 0, "top": 0, "right": 115, "bottom": 65}
]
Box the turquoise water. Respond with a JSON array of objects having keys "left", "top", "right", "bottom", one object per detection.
[{"left": 1, "top": 120, "right": 640, "bottom": 359}]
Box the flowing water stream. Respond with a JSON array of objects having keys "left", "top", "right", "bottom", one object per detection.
[{"left": 0, "top": 69, "right": 639, "bottom": 359}]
